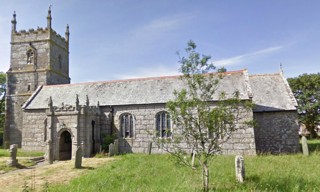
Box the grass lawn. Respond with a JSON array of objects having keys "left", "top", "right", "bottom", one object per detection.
[
  {"left": 0, "top": 148, "right": 44, "bottom": 174},
  {"left": 49, "top": 152, "right": 320, "bottom": 191},
  {"left": 0, "top": 148, "right": 44, "bottom": 157}
]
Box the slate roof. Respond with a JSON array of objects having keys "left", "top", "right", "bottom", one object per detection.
[
  {"left": 23, "top": 69, "right": 297, "bottom": 112},
  {"left": 250, "top": 73, "right": 297, "bottom": 112}
]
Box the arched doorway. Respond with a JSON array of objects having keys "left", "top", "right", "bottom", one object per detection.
[{"left": 59, "top": 131, "right": 72, "bottom": 160}]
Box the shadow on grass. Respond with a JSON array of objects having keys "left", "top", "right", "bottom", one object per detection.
[
  {"left": 16, "top": 163, "right": 28, "bottom": 169},
  {"left": 75, "top": 166, "right": 95, "bottom": 170}
]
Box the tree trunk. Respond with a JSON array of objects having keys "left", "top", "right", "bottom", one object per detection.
[{"left": 202, "top": 162, "right": 209, "bottom": 192}]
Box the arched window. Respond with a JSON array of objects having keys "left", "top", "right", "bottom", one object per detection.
[
  {"left": 156, "top": 111, "right": 171, "bottom": 138},
  {"left": 27, "top": 49, "right": 35, "bottom": 64},
  {"left": 120, "top": 113, "right": 134, "bottom": 138}
]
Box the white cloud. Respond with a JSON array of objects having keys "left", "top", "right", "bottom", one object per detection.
[
  {"left": 134, "top": 14, "right": 191, "bottom": 34},
  {"left": 215, "top": 46, "right": 283, "bottom": 67}
]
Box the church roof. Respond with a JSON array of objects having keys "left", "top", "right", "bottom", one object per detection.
[
  {"left": 250, "top": 72, "right": 297, "bottom": 112},
  {"left": 23, "top": 69, "right": 297, "bottom": 112}
]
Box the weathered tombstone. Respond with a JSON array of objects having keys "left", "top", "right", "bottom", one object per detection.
[
  {"left": 7, "top": 144, "right": 18, "bottom": 167},
  {"left": 235, "top": 155, "right": 245, "bottom": 183},
  {"left": 191, "top": 152, "right": 196, "bottom": 168},
  {"left": 75, "top": 147, "right": 83, "bottom": 168},
  {"left": 114, "top": 139, "right": 119, "bottom": 155},
  {"left": 108, "top": 143, "right": 114, "bottom": 157},
  {"left": 301, "top": 136, "right": 309, "bottom": 156},
  {"left": 147, "top": 141, "right": 152, "bottom": 155}
]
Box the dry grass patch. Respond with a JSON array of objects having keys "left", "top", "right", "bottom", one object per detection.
[{"left": 0, "top": 157, "right": 114, "bottom": 192}]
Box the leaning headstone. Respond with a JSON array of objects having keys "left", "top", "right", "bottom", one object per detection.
[
  {"left": 235, "top": 155, "right": 245, "bottom": 183},
  {"left": 147, "top": 141, "right": 152, "bottom": 155},
  {"left": 7, "top": 144, "right": 18, "bottom": 167},
  {"left": 108, "top": 143, "right": 115, "bottom": 157},
  {"left": 114, "top": 139, "right": 119, "bottom": 155},
  {"left": 75, "top": 147, "right": 83, "bottom": 168},
  {"left": 301, "top": 136, "right": 309, "bottom": 156}
]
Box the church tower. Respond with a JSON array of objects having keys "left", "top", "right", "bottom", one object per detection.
[{"left": 4, "top": 7, "right": 71, "bottom": 147}]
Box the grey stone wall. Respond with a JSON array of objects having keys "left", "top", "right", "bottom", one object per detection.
[
  {"left": 22, "top": 103, "right": 102, "bottom": 160},
  {"left": 22, "top": 102, "right": 300, "bottom": 157},
  {"left": 253, "top": 111, "right": 300, "bottom": 154},
  {"left": 5, "top": 95, "right": 30, "bottom": 146},
  {"left": 5, "top": 25, "right": 70, "bottom": 147},
  {"left": 111, "top": 104, "right": 161, "bottom": 153},
  {"left": 22, "top": 109, "right": 47, "bottom": 151},
  {"left": 110, "top": 103, "right": 256, "bottom": 155}
]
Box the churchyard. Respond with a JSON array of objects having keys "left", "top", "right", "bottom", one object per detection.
[{"left": 0, "top": 139, "right": 319, "bottom": 191}]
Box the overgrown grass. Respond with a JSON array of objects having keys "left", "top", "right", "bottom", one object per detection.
[
  {"left": 49, "top": 152, "right": 320, "bottom": 192},
  {"left": 0, "top": 148, "right": 44, "bottom": 157}
]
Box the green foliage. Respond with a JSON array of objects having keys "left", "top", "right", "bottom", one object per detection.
[
  {"left": 0, "top": 72, "right": 6, "bottom": 147},
  {"left": 160, "top": 41, "right": 253, "bottom": 191},
  {"left": 49, "top": 153, "right": 320, "bottom": 191},
  {"left": 288, "top": 73, "right": 320, "bottom": 138},
  {"left": 101, "top": 134, "right": 116, "bottom": 152}
]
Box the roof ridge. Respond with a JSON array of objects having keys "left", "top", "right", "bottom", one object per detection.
[
  {"left": 43, "top": 69, "right": 247, "bottom": 88},
  {"left": 249, "top": 72, "right": 281, "bottom": 77}
]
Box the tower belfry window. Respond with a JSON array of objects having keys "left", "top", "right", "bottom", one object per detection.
[
  {"left": 27, "top": 49, "right": 35, "bottom": 64},
  {"left": 58, "top": 55, "right": 62, "bottom": 69}
]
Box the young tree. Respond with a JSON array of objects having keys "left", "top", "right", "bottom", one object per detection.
[
  {"left": 288, "top": 73, "right": 320, "bottom": 138},
  {"left": 156, "top": 41, "right": 253, "bottom": 191}
]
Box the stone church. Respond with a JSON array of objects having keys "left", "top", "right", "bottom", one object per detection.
[{"left": 4, "top": 9, "right": 300, "bottom": 160}]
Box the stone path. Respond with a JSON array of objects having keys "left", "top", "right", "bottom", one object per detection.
[{"left": 0, "top": 157, "right": 114, "bottom": 192}]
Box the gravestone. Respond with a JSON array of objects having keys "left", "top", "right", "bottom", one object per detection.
[
  {"left": 147, "top": 141, "right": 152, "bottom": 155},
  {"left": 108, "top": 143, "right": 115, "bottom": 157},
  {"left": 7, "top": 144, "right": 18, "bottom": 167},
  {"left": 75, "top": 147, "right": 83, "bottom": 169},
  {"left": 114, "top": 139, "right": 119, "bottom": 155},
  {"left": 301, "top": 136, "right": 309, "bottom": 156},
  {"left": 191, "top": 152, "right": 196, "bottom": 168},
  {"left": 235, "top": 155, "right": 245, "bottom": 183}
]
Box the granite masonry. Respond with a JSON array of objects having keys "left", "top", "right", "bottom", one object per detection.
[{"left": 4, "top": 9, "right": 300, "bottom": 160}]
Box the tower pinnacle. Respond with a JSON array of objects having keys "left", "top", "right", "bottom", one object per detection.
[
  {"left": 11, "top": 11, "right": 17, "bottom": 33},
  {"left": 47, "top": 5, "right": 52, "bottom": 29}
]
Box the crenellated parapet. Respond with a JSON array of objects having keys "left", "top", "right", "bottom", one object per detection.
[
  {"left": 46, "top": 95, "right": 101, "bottom": 116},
  {"left": 11, "top": 7, "right": 69, "bottom": 51}
]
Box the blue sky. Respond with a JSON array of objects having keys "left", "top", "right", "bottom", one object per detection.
[{"left": 0, "top": 0, "right": 319, "bottom": 83}]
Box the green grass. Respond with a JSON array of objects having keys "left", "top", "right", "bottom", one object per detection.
[
  {"left": 0, "top": 148, "right": 44, "bottom": 173},
  {"left": 306, "top": 138, "right": 320, "bottom": 153},
  {"left": 0, "top": 159, "right": 36, "bottom": 173},
  {"left": 0, "top": 148, "right": 44, "bottom": 157},
  {"left": 48, "top": 152, "right": 320, "bottom": 192}
]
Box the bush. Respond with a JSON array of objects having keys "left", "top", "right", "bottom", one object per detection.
[{"left": 101, "top": 134, "right": 116, "bottom": 152}]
